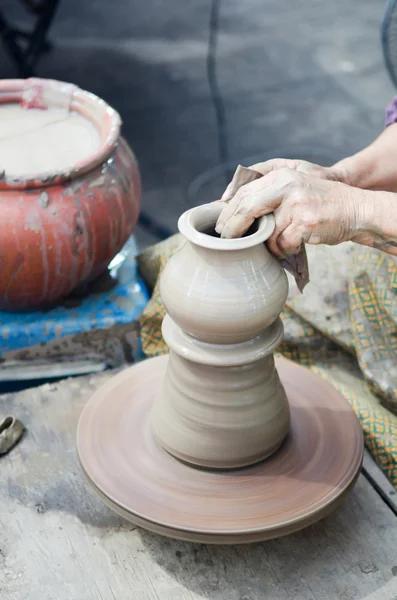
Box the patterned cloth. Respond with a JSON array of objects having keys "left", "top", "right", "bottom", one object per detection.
[{"left": 138, "top": 238, "right": 397, "bottom": 487}]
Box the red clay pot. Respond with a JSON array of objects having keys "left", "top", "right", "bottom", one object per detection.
[{"left": 0, "top": 78, "right": 141, "bottom": 310}]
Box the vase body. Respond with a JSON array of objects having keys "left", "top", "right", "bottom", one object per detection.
[
  {"left": 151, "top": 202, "right": 290, "bottom": 469},
  {"left": 0, "top": 78, "right": 141, "bottom": 310}
]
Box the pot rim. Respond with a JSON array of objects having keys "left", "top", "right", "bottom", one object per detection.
[
  {"left": 0, "top": 78, "right": 121, "bottom": 190},
  {"left": 178, "top": 202, "right": 275, "bottom": 250}
]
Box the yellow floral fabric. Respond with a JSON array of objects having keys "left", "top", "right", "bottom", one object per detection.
[{"left": 138, "top": 237, "right": 397, "bottom": 487}]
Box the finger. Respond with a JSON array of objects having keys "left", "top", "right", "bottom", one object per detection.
[
  {"left": 215, "top": 192, "right": 243, "bottom": 233},
  {"left": 220, "top": 184, "right": 279, "bottom": 238},
  {"left": 219, "top": 184, "right": 281, "bottom": 238},
  {"left": 220, "top": 213, "right": 255, "bottom": 239},
  {"left": 248, "top": 158, "right": 292, "bottom": 176},
  {"left": 275, "top": 224, "right": 309, "bottom": 258},
  {"left": 266, "top": 206, "right": 292, "bottom": 257},
  {"left": 216, "top": 172, "right": 282, "bottom": 235},
  {"left": 306, "top": 232, "right": 323, "bottom": 245}
]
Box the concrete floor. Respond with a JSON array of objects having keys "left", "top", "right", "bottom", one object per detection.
[{"left": 1, "top": 0, "right": 395, "bottom": 249}]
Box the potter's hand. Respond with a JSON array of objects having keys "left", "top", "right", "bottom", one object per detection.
[
  {"left": 215, "top": 167, "right": 366, "bottom": 258},
  {"left": 220, "top": 159, "right": 347, "bottom": 203}
]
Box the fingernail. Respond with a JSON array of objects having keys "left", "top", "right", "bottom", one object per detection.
[
  {"left": 221, "top": 227, "right": 238, "bottom": 239},
  {"left": 220, "top": 223, "right": 238, "bottom": 239}
]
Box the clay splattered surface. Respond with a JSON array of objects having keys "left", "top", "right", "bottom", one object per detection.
[{"left": 2, "top": 367, "right": 397, "bottom": 599}]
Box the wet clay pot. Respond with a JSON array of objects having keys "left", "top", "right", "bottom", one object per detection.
[
  {"left": 151, "top": 202, "right": 290, "bottom": 469},
  {"left": 0, "top": 78, "right": 141, "bottom": 310}
]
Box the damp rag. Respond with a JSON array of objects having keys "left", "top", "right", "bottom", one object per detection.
[{"left": 219, "top": 165, "right": 309, "bottom": 293}]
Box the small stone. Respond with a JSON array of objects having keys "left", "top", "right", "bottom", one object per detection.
[
  {"left": 35, "top": 503, "right": 46, "bottom": 514},
  {"left": 0, "top": 417, "right": 25, "bottom": 455},
  {"left": 359, "top": 562, "right": 378, "bottom": 574}
]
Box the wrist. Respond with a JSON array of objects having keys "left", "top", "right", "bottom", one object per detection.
[
  {"left": 349, "top": 190, "right": 397, "bottom": 254},
  {"left": 328, "top": 162, "right": 354, "bottom": 186},
  {"left": 351, "top": 188, "right": 376, "bottom": 233},
  {"left": 351, "top": 189, "right": 397, "bottom": 241},
  {"left": 330, "top": 152, "right": 375, "bottom": 190}
]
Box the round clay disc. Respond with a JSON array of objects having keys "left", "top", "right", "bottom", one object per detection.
[{"left": 77, "top": 355, "right": 363, "bottom": 544}]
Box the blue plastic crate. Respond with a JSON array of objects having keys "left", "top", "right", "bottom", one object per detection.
[{"left": 0, "top": 237, "right": 149, "bottom": 373}]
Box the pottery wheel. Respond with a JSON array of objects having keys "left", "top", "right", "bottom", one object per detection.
[{"left": 77, "top": 355, "right": 363, "bottom": 544}]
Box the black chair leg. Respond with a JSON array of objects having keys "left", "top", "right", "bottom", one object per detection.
[
  {"left": 0, "top": 0, "right": 61, "bottom": 77},
  {"left": 0, "top": 11, "right": 31, "bottom": 76},
  {"left": 23, "top": 0, "right": 61, "bottom": 75}
]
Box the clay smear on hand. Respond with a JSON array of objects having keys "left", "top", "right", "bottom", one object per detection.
[{"left": 219, "top": 165, "right": 309, "bottom": 292}]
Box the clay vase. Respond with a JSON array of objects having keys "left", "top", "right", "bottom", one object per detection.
[
  {"left": 0, "top": 78, "right": 141, "bottom": 310},
  {"left": 150, "top": 202, "right": 290, "bottom": 469}
]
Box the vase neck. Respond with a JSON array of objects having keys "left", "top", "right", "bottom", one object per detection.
[{"left": 178, "top": 202, "right": 274, "bottom": 251}]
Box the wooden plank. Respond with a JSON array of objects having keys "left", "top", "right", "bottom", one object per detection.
[
  {"left": 1, "top": 372, "right": 397, "bottom": 600},
  {"left": 363, "top": 449, "right": 397, "bottom": 514},
  {"left": 0, "top": 321, "right": 141, "bottom": 381}
]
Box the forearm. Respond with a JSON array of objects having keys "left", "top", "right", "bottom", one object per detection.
[
  {"left": 353, "top": 189, "right": 397, "bottom": 255},
  {"left": 331, "top": 123, "right": 397, "bottom": 193}
]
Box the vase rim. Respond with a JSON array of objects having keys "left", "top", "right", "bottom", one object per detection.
[
  {"left": 0, "top": 78, "right": 121, "bottom": 190},
  {"left": 178, "top": 202, "right": 275, "bottom": 250}
]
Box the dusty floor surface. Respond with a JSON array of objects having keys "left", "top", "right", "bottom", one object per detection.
[{"left": 0, "top": 0, "right": 395, "bottom": 248}]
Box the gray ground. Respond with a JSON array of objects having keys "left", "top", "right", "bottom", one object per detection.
[{"left": 0, "top": 0, "right": 395, "bottom": 249}]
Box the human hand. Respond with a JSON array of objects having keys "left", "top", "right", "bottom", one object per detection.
[
  {"left": 215, "top": 166, "right": 366, "bottom": 258},
  {"left": 220, "top": 158, "right": 347, "bottom": 203}
]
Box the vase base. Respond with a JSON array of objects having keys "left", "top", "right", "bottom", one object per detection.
[
  {"left": 77, "top": 354, "right": 363, "bottom": 544},
  {"left": 153, "top": 433, "right": 285, "bottom": 470}
]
